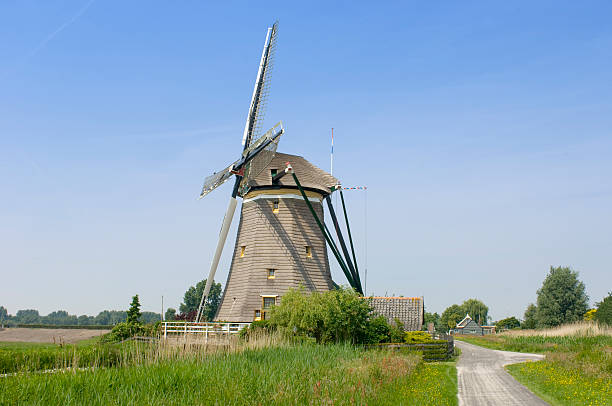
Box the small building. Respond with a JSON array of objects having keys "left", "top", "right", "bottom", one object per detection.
[
  {"left": 452, "top": 314, "right": 495, "bottom": 336},
  {"left": 364, "top": 297, "right": 424, "bottom": 332}
]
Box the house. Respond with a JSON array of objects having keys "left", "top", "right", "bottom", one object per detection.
[
  {"left": 452, "top": 314, "right": 495, "bottom": 336},
  {"left": 364, "top": 297, "right": 424, "bottom": 332}
]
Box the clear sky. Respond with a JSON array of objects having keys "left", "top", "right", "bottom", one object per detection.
[{"left": 1, "top": 1, "right": 610, "bottom": 321}]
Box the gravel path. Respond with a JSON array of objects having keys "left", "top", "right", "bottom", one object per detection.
[{"left": 456, "top": 340, "right": 548, "bottom": 406}]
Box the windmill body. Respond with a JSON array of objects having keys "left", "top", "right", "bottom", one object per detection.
[{"left": 215, "top": 153, "right": 338, "bottom": 322}]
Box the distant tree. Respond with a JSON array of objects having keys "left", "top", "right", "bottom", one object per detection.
[
  {"left": 423, "top": 311, "right": 440, "bottom": 331},
  {"left": 126, "top": 295, "right": 142, "bottom": 324},
  {"left": 440, "top": 304, "right": 464, "bottom": 331},
  {"left": 536, "top": 266, "right": 588, "bottom": 327},
  {"left": 140, "top": 311, "right": 162, "bottom": 324},
  {"left": 594, "top": 292, "right": 612, "bottom": 326},
  {"left": 175, "top": 310, "right": 197, "bottom": 322},
  {"left": 45, "top": 310, "right": 78, "bottom": 325},
  {"left": 95, "top": 310, "right": 112, "bottom": 325},
  {"left": 523, "top": 304, "right": 538, "bottom": 329},
  {"left": 461, "top": 299, "right": 489, "bottom": 326},
  {"left": 0, "top": 306, "right": 8, "bottom": 324},
  {"left": 165, "top": 308, "right": 176, "bottom": 321},
  {"left": 179, "top": 279, "right": 222, "bottom": 321},
  {"left": 78, "top": 315, "right": 93, "bottom": 325},
  {"left": 108, "top": 311, "right": 127, "bottom": 325},
  {"left": 15, "top": 309, "right": 40, "bottom": 324},
  {"left": 496, "top": 316, "right": 521, "bottom": 330}
]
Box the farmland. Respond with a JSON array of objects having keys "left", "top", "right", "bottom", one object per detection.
[{"left": 457, "top": 322, "right": 612, "bottom": 406}]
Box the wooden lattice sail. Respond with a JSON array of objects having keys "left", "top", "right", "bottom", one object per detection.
[{"left": 215, "top": 152, "right": 338, "bottom": 322}]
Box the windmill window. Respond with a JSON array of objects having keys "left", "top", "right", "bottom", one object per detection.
[
  {"left": 267, "top": 269, "right": 276, "bottom": 279},
  {"left": 262, "top": 296, "right": 276, "bottom": 310},
  {"left": 272, "top": 200, "right": 279, "bottom": 214},
  {"left": 254, "top": 309, "right": 262, "bottom": 321},
  {"left": 240, "top": 246, "right": 246, "bottom": 257},
  {"left": 305, "top": 246, "right": 312, "bottom": 258},
  {"left": 270, "top": 168, "right": 278, "bottom": 177}
]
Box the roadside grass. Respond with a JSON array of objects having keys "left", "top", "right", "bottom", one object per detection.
[
  {"left": 456, "top": 322, "right": 612, "bottom": 406},
  {"left": 0, "top": 344, "right": 458, "bottom": 405},
  {"left": 507, "top": 360, "right": 611, "bottom": 406}
]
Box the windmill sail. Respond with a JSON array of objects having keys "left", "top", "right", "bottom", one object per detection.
[
  {"left": 199, "top": 160, "right": 239, "bottom": 198},
  {"left": 241, "top": 21, "right": 278, "bottom": 149}
]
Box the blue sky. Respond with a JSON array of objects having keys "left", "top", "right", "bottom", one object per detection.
[{"left": 1, "top": 1, "right": 610, "bottom": 321}]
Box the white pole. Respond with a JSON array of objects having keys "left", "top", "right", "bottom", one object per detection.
[
  {"left": 196, "top": 196, "right": 238, "bottom": 322},
  {"left": 161, "top": 295, "right": 164, "bottom": 321}
]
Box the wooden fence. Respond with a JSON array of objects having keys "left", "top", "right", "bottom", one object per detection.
[{"left": 161, "top": 322, "right": 251, "bottom": 340}]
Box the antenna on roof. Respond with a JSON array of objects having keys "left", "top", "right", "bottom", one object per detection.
[{"left": 330, "top": 127, "right": 334, "bottom": 176}]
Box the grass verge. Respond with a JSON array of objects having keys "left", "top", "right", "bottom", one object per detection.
[{"left": 507, "top": 361, "right": 611, "bottom": 406}]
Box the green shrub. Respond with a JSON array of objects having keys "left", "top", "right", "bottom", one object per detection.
[
  {"left": 102, "top": 322, "right": 144, "bottom": 342},
  {"left": 268, "top": 287, "right": 376, "bottom": 344},
  {"left": 364, "top": 315, "right": 391, "bottom": 344},
  {"left": 404, "top": 331, "right": 435, "bottom": 344},
  {"left": 389, "top": 319, "right": 406, "bottom": 343}
]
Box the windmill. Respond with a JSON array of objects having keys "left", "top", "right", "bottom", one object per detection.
[
  {"left": 196, "top": 22, "right": 363, "bottom": 323},
  {"left": 195, "top": 22, "right": 282, "bottom": 322}
]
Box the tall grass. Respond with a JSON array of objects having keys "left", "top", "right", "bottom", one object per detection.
[
  {"left": 0, "top": 330, "right": 287, "bottom": 374},
  {"left": 0, "top": 344, "right": 452, "bottom": 405},
  {"left": 502, "top": 321, "right": 612, "bottom": 338}
]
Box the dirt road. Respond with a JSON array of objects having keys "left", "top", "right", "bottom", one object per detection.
[
  {"left": 456, "top": 340, "right": 548, "bottom": 406},
  {"left": 0, "top": 327, "right": 109, "bottom": 344}
]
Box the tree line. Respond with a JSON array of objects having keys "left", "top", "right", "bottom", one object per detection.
[
  {"left": 0, "top": 307, "right": 161, "bottom": 327},
  {"left": 425, "top": 266, "right": 611, "bottom": 332}
]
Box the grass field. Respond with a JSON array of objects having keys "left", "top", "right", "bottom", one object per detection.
[
  {"left": 0, "top": 343, "right": 457, "bottom": 405},
  {"left": 457, "top": 322, "right": 612, "bottom": 406}
]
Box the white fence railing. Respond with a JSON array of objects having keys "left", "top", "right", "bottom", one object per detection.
[{"left": 162, "top": 322, "right": 251, "bottom": 339}]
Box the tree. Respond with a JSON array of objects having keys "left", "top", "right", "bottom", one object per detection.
[
  {"left": 165, "top": 308, "right": 176, "bottom": 321},
  {"left": 140, "top": 311, "right": 162, "bottom": 324},
  {"left": 594, "top": 292, "right": 612, "bottom": 325},
  {"left": 423, "top": 311, "right": 440, "bottom": 331},
  {"left": 269, "top": 287, "right": 375, "bottom": 344},
  {"left": 0, "top": 306, "right": 8, "bottom": 324},
  {"left": 496, "top": 316, "right": 521, "bottom": 330},
  {"left": 179, "top": 279, "right": 222, "bottom": 321},
  {"left": 15, "top": 309, "right": 40, "bottom": 324},
  {"left": 523, "top": 304, "right": 537, "bottom": 329},
  {"left": 440, "top": 304, "right": 464, "bottom": 331},
  {"left": 126, "top": 295, "right": 142, "bottom": 324},
  {"left": 461, "top": 299, "right": 489, "bottom": 325},
  {"left": 536, "top": 266, "right": 588, "bottom": 327},
  {"left": 78, "top": 315, "right": 93, "bottom": 325}
]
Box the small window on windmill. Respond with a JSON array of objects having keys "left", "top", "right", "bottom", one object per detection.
[
  {"left": 262, "top": 296, "right": 276, "bottom": 310},
  {"left": 305, "top": 246, "right": 312, "bottom": 258},
  {"left": 267, "top": 269, "right": 275, "bottom": 279},
  {"left": 270, "top": 168, "right": 278, "bottom": 178},
  {"left": 254, "top": 309, "right": 262, "bottom": 321},
  {"left": 272, "top": 200, "right": 279, "bottom": 214},
  {"left": 240, "top": 246, "right": 246, "bottom": 257}
]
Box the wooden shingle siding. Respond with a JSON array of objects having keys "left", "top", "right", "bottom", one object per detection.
[{"left": 215, "top": 153, "right": 337, "bottom": 322}]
